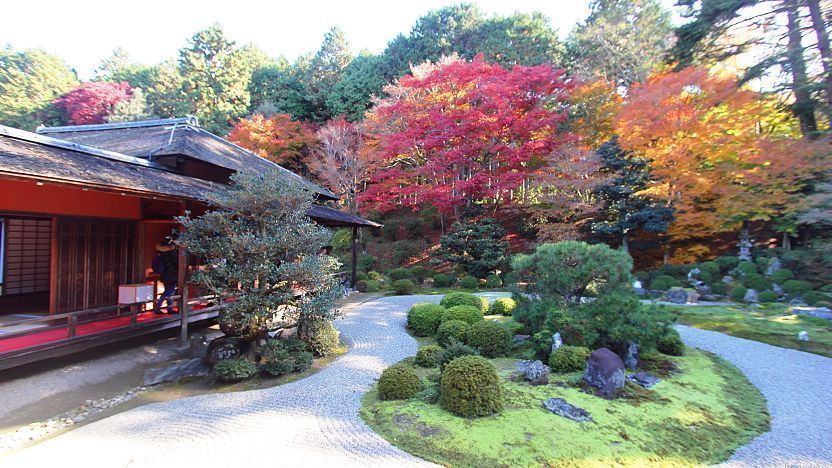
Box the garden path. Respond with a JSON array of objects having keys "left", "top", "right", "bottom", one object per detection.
[
  {"left": 0, "top": 295, "right": 440, "bottom": 468},
  {"left": 677, "top": 325, "right": 832, "bottom": 466}
]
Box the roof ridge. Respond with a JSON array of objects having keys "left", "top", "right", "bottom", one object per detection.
[
  {"left": 36, "top": 116, "right": 199, "bottom": 134},
  {"left": 0, "top": 124, "right": 171, "bottom": 171}
]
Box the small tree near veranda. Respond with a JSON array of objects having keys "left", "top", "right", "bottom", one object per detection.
[{"left": 177, "top": 170, "right": 342, "bottom": 345}]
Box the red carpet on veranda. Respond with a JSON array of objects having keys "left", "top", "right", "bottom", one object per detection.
[{"left": 0, "top": 311, "right": 167, "bottom": 354}]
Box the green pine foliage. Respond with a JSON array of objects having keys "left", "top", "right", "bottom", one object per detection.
[
  {"left": 260, "top": 339, "right": 313, "bottom": 376},
  {"left": 438, "top": 340, "right": 480, "bottom": 372},
  {"left": 437, "top": 218, "right": 508, "bottom": 279},
  {"left": 549, "top": 346, "right": 590, "bottom": 373},
  {"left": 657, "top": 329, "right": 685, "bottom": 356},
  {"left": 415, "top": 345, "right": 443, "bottom": 368}
]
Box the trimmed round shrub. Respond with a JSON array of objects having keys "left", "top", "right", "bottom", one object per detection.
[
  {"left": 716, "top": 255, "right": 739, "bottom": 270},
  {"left": 485, "top": 274, "right": 503, "bottom": 288},
  {"left": 432, "top": 273, "right": 453, "bottom": 287},
  {"left": 392, "top": 279, "right": 416, "bottom": 295},
  {"left": 819, "top": 284, "right": 832, "bottom": 293},
  {"left": 261, "top": 339, "right": 313, "bottom": 376},
  {"left": 758, "top": 290, "right": 779, "bottom": 303},
  {"left": 214, "top": 358, "right": 258, "bottom": 382},
  {"left": 657, "top": 329, "right": 685, "bottom": 356},
  {"left": 737, "top": 261, "right": 758, "bottom": 275},
  {"left": 730, "top": 285, "right": 748, "bottom": 302},
  {"left": 436, "top": 320, "right": 471, "bottom": 347},
  {"left": 415, "top": 345, "right": 443, "bottom": 368},
  {"left": 490, "top": 297, "right": 516, "bottom": 316},
  {"left": 709, "top": 282, "right": 728, "bottom": 295},
  {"left": 771, "top": 268, "right": 795, "bottom": 284},
  {"left": 303, "top": 318, "right": 340, "bottom": 357},
  {"left": 438, "top": 340, "right": 479, "bottom": 371},
  {"left": 389, "top": 268, "right": 412, "bottom": 281},
  {"left": 378, "top": 364, "right": 423, "bottom": 400},
  {"left": 367, "top": 271, "right": 381, "bottom": 281},
  {"left": 548, "top": 345, "right": 590, "bottom": 373},
  {"left": 466, "top": 321, "right": 511, "bottom": 358},
  {"left": 355, "top": 272, "right": 369, "bottom": 282},
  {"left": 459, "top": 276, "right": 479, "bottom": 290},
  {"left": 803, "top": 291, "right": 829, "bottom": 306},
  {"left": 441, "top": 305, "right": 483, "bottom": 325},
  {"left": 699, "top": 261, "right": 720, "bottom": 276},
  {"left": 440, "top": 355, "right": 503, "bottom": 417},
  {"left": 783, "top": 279, "right": 813, "bottom": 296},
  {"left": 656, "top": 263, "right": 687, "bottom": 278},
  {"left": 441, "top": 292, "right": 488, "bottom": 313},
  {"left": 355, "top": 280, "right": 370, "bottom": 292},
  {"left": 410, "top": 266, "right": 431, "bottom": 284},
  {"left": 408, "top": 303, "right": 445, "bottom": 336},
  {"left": 651, "top": 275, "right": 680, "bottom": 291},
  {"left": 744, "top": 273, "right": 771, "bottom": 292}
]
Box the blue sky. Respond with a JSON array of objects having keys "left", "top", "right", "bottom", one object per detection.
[{"left": 1, "top": 0, "right": 680, "bottom": 79}]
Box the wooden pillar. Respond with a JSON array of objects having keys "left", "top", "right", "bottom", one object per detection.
[
  {"left": 351, "top": 226, "right": 358, "bottom": 289},
  {"left": 177, "top": 202, "right": 188, "bottom": 347}
]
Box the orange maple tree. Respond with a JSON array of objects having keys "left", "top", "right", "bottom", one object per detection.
[{"left": 227, "top": 114, "right": 318, "bottom": 172}]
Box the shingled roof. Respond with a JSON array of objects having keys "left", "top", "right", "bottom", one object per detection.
[
  {"left": 38, "top": 117, "right": 338, "bottom": 201},
  {"left": 0, "top": 125, "right": 379, "bottom": 228}
]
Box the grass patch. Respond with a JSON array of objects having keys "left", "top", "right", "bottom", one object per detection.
[
  {"left": 669, "top": 303, "right": 832, "bottom": 357},
  {"left": 360, "top": 349, "right": 769, "bottom": 467}
]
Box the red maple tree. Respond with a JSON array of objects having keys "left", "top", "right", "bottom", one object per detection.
[{"left": 52, "top": 82, "right": 134, "bottom": 125}]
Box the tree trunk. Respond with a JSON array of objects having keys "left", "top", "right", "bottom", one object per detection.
[
  {"left": 621, "top": 233, "right": 630, "bottom": 254},
  {"left": 807, "top": 0, "right": 832, "bottom": 128},
  {"left": 786, "top": 0, "right": 819, "bottom": 137},
  {"left": 782, "top": 231, "right": 792, "bottom": 250}
]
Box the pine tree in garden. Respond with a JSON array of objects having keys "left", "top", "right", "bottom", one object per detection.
[
  {"left": 177, "top": 170, "right": 342, "bottom": 344},
  {"left": 437, "top": 218, "right": 508, "bottom": 279}
]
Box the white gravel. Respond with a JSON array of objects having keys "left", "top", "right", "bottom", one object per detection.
[
  {"left": 677, "top": 325, "right": 832, "bottom": 467},
  {"left": 0, "top": 296, "right": 438, "bottom": 468}
]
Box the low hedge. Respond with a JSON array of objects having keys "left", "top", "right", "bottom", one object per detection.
[
  {"left": 433, "top": 273, "right": 454, "bottom": 287},
  {"left": 459, "top": 276, "right": 479, "bottom": 290},
  {"left": 466, "top": 321, "right": 511, "bottom": 358},
  {"left": 408, "top": 303, "right": 445, "bottom": 336},
  {"left": 392, "top": 279, "right": 416, "bottom": 295},
  {"left": 730, "top": 285, "right": 748, "bottom": 302},
  {"left": 441, "top": 305, "right": 483, "bottom": 325},
  {"left": 436, "top": 320, "right": 471, "bottom": 347},
  {"left": 803, "top": 291, "right": 829, "bottom": 306},
  {"left": 440, "top": 356, "right": 503, "bottom": 417},
  {"left": 758, "top": 290, "right": 779, "bottom": 303},
  {"left": 378, "top": 364, "right": 423, "bottom": 400},
  {"left": 214, "top": 358, "right": 258, "bottom": 382},
  {"left": 260, "top": 339, "right": 313, "bottom": 376},
  {"left": 548, "top": 346, "right": 590, "bottom": 373},
  {"left": 771, "top": 268, "right": 795, "bottom": 284},
  {"left": 783, "top": 279, "right": 813, "bottom": 296},
  {"left": 441, "top": 292, "right": 489, "bottom": 313},
  {"left": 651, "top": 275, "right": 680, "bottom": 291}
]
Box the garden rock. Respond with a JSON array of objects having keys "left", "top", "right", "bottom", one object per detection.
[
  {"left": 542, "top": 398, "right": 593, "bottom": 423},
  {"left": 789, "top": 298, "right": 808, "bottom": 307},
  {"left": 623, "top": 341, "right": 638, "bottom": 370},
  {"left": 722, "top": 275, "right": 734, "bottom": 284},
  {"left": 513, "top": 334, "right": 531, "bottom": 343},
  {"left": 205, "top": 336, "right": 245, "bottom": 366},
  {"left": 627, "top": 371, "right": 660, "bottom": 389},
  {"left": 793, "top": 306, "right": 832, "bottom": 321},
  {"left": 143, "top": 358, "right": 209, "bottom": 386},
  {"left": 695, "top": 283, "right": 712, "bottom": 295},
  {"left": 773, "top": 283, "right": 784, "bottom": 295},
  {"left": 744, "top": 289, "right": 759, "bottom": 303},
  {"left": 799, "top": 331, "right": 810, "bottom": 342},
  {"left": 666, "top": 288, "right": 688, "bottom": 304},
  {"left": 687, "top": 290, "right": 701, "bottom": 304},
  {"left": 584, "top": 348, "right": 625, "bottom": 397},
  {"left": 516, "top": 360, "right": 550, "bottom": 385},
  {"left": 765, "top": 258, "right": 782, "bottom": 276},
  {"left": 550, "top": 332, "right": 563, "bottom": 354}
]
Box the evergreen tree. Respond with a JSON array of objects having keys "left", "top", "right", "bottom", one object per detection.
[
  {"left": 438, "top": 218, "right": 509, "bottom": 279},
  {"left": 326, "top": 52, "right": 387, "bottom": 121},
  {"left": 306, "top": 26, "right": 353, "bottom": 122},
  {"left": 591, "top": 137, "right": 674, "bottom": 253}
]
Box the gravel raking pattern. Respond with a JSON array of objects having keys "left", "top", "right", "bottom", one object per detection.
[
  {"left": 677, "top": 325, "right": 832, "bottom": 467},
  {"left": 0, "top": 296, "right": 439, "bottom": 468}
]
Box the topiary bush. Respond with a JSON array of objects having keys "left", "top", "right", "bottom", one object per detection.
[
  {"left": 716, "top": 255, "right": 739, "bottom": 270},
  {"left": 367, "top": 271, "right": 381, "bottom": 281},
  {"left": 737, "top": 261, "right": 758, "bottom": 276},
  {"left": 438, "top": 340, "right": 479, "bottom": 371},
  {"left": 355, "top": 280, "right": 370, "bottom": 292},
  {"left": 436, "top": 320, "right": 471, "bottom": 347},
  {"left": 392, "top": 279, "right": 416, "bottom": 295},
  {"left": 214, "top": 358, "right": 258, "bottom": 382},
  {"left": 466, "top": 321, "right": 512, "bottom": 358},
  {"left": 441, "top": 305, "right": 483, "bottom": 325},
  {"left": 415, "top": 345, "right": 443, "bottom": 368},
  {"left": 432, "top": 273, "right": 454, "bottom": 287},
  {"left": 771, "top": 268, "right": 795, "bottom": 284},
  {"left": 459, "top": 276, "right": 479, "bottom": 290},
  {"left": 651, "top": 275, "right": 680, "bottom": 291},
  {"left": 783, "top": 279, "right": 813, "bottom": 296},
  {"left": 261, "top": 339, "right": 313, "bottom": 376},
  {"left": 744, "top": 273, "right": 771, "bottom": 292},
  {"left": 410, "top": 266, "right": 431, "bottom": 284},
  {"left": 377, "top": 364, "right": 423, "bottom": 400},
  {"left": 389, "top": 268, "right": 412, "bottom": 281},
  {"left": 730, "top": 285, "right": 748, "bottom": 302},
  {"left": 758, "top": 290, "right": 779, "bottom": 303},
  {"left": 485, "top": 274, "right": 503, "bottom": 288},
  {"left": 303, "top": 318, "right": 340, "bottom": 356},
  {"left": 698, "top": 261, "right": 720, "bottom": 276},
  {"left": 657, "top": 329, "right": 685, "bottom": 356},
  {"left": 440, "top": 355, "right": 503, "bottom": 417},
  {"left": 548, "top": 345, "right": 590, "bottom": 373},
  {"left": 709, "top": 282, "right": 728, "bottom": 295},
  {"left": 490, "top": 297, "right": 516, "bottom": 316},
  {"left": 408, "top": 303, "right": 445, "bottom": 336},
  {"left": 803, "top": 291, "right": 829, "bottom": 306},
  {"left": 441, "top": 292, "right": 488, "bottom": 313}
]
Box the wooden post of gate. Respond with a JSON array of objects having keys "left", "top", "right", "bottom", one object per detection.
[
  {"left": 68, "top": 314, "right": 77, "bottom": 338},
  {"left": 177, "top": 202, "right": 188, "bottom": 347},
  {"left": 351, "top": 226, "right": 358, "bottom": 289}
]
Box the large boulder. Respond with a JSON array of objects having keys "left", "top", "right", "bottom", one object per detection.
[
  {"left": 744, "top": 288, "right": 759, "bottom": 303},
  {"left": 584, "top": 348, "right": 625, "bottom": 398},
  {"left": 516, "top": 360, "right": 550, "bottom": 385},
  {"left": 144, "top": 358, "right": 209, "bottom": 386},
  {"left": 665, "top": 287, "right": 688, "bottom": 304},
  {"left": 205, "top": 336, "right": 245, "bottom": 367}
]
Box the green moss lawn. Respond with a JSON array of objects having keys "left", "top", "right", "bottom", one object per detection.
[
  {"left": 669, "top": 303, "right": 832, "bottom": 357},
  {"left": 361, "top": 348, "right": 768, "bottom": 467}
]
